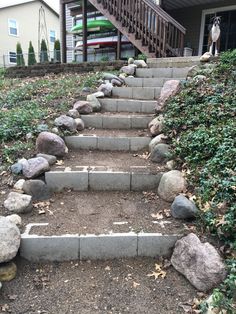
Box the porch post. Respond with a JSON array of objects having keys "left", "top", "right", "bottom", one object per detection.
[
  {"left": 117, "top": 30, "right": 122, "bottom": 60},
  {"left": 82, "top": 0, "right": 88, "bottom": 62},
  {"left": 60, "top": 1, "right": 67, "bottom": 63}
]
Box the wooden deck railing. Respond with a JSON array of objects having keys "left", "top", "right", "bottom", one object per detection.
[{"left": 95, "top": 0, "right": 186, "bottom": 57}]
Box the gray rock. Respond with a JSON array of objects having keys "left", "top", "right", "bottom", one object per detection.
[
  {"left": 171, "top": 233, "right": 227, "bottom": 292},
  {"left": 166, "top": 160, "right": 175, "bottom": 170},
  {"left": 6, "top": 214, "right": 22, "bottom": 227},
  {"left": 82, "top": 87, "right": 91, "bottom": 93},
  {"left": 36, "top": 132, "right": 68, "bottom": 157},
  {"left": 0, "top": 216, "right": 21, "bottom": 263},
  {"left": 36, "top": 153, "right": 57, "bottom": 166},
  {"left": 157, "top": 80, "right": 180, "bottom": 110},
  {"left": 87, "top": 95, "right": 101, "bottom": 112},
  {"left": 120, "top": 65, "right": 136, "bottom": 76},
  {"left": 37, "top": 124, "right": 49, "bottom": 132},
  {"left": 171, "top": 195, "right": 198, "bottom": 219},
  {"left": 73, "top": 101, "right": 93, "bottom": 114},
  {"left": 92, "top": 91, "right": 104, "bottom": 98},
  {"left": 51, "top": 127, "right": 59, "bottom": 134},
  {"left": 150, "top": 143, "right": 170, "bottom": 163},
  {"left": 75, "top": 118, "right": 85, "bottom": 131},
  {"left": 200, "top": 52, "right": 213, "bottom": 62},
  {"left": 98, "top": 82, "right": 113, "bottom": 96},
  {"left": 23, "top": 179, "right": 51, "bottom": 201},
  {"left": 4, "top": 192, "right": 33, "bottom": 213},
  {"left": 22, "top": 157, "right": 50, "bottom": 179},
  {"left": 134, "top": 60, "right": 148, "bottom": 68},
  {"left": 128, "top": 57, "right": 134, "bottom": 64},
  {"left": 158, "top": 170, "right": 186, "bottom": 202},
  {"left": 148, "top": 115, "right": 164, "bottom": 136},
  {"left": 13, "top": 179, "right": 25, "bottom": 191},
  {"left": 26, "top": 132, "right": 33, "bottom": 140},
  {"left": 111, "top": 78, "right": 122, "bottom": 86},
  {"left": 103, "top": 73, "right": 124, "bottom": 84},
  {"left": 54, "top": 115, "right": 77, "bottom": 132},
  {"left": 67, "top": 109, "right": 80, "bottom": 119},
  {"left": 11, "top": 163, "right": 23, "bottom": 175},
  {"left": 149, "top": 134, "right": 167, "bottom": 152}
]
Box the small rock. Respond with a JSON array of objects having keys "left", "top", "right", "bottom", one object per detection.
[
  {"left": 149, "top": 115, "right": 164, "bottom": 136},
  {"left": 36, "top": 132, "right": 68, "bottom": 157},
  {"left": 149, "top": 134, "right": 168, "bottom": 152},
  {"left": 166, "top": 160, "right": 175, "bottom": 170},
  {"left": 103, "top": 73, "right": 124, "bottom": 84},
  {"left": 134, "top": 60, "right": 147, "bottom": 68},
  {"left": 54, "top": 115, "right": 77, "bottom": 132},
  {"left": 200, "top": 52, "right": 213, "bottom": 62},
  {"left": 92, "top": 91, "right": 104, "bottom": 98},
  {"left": 75, "top": 118, "right": 85, "bottom": 131},
  {"left": 150, "top": 143, "right": 170, "bottom": 163},
  {"left": 0, "top": 216, "right": 21, "bottom": 263},
  {"left": 6, "top": 214, "right": 22, "bottom": 227},
  {"left": 119, "top": 74, "right": 127, "bottom": 80},
  {"left": 98, "top": 82, "right": 113, "bottom": 97},
  {"left": 120, "top": 65, "right": 136, "bottom": 76},
  {"left": 171, "top": 195, "right": 198, "bottom": 219},
  {"left": 158, "top": 170, "right": 186, "bottom": 202},
  {"left": 67, "top": 109, "right": 80, "bottom": 119},
  {"left": 73, "top": 101, "right": 93, "bottom": 114},
  {"left": 37, "top": 124, "right": 49, "bottom": 132},
  {"left": 51, "top": 127, "right": 59, "bottom": 134},
  {"left": 193, "top": 75, "right": 207, "bottom": 84},
  {"left": 4, "top": 192, "right": 33, "bottom": 213},
  {"left": 11, "top": 163, "right": 23, "bottom": 175},
  {"left": 111, "top": 78, "right": 122, "bottom": 86},
  {"left": 128, "top": 57, "right": 134, "bottom": 64},
  {"left": 0, "top": 262, "right": 17, "bottom": 282},
  {"left": 23, "top": 180, "right": 51, "bottom": 201},
  {"left": 171, "top": 233, "right": 227, "bottom": 292},
  {"left": 82, "top": 87, "right": 91, "bottom": 93},
  {"left": 26, "top": 132, "right": 33, "bottom": 140},
  {"left": 0, "top": 282, "right": 2, "bottom": 289},
  {"left": 13, "top": 179, "right": 25, "bottom": 190},
  {"left": 36, "top": 153, "right": 57, "bottom": 166},
  {"left": 157, "top": 80, "right": 180, "bottom": 110},
  {"left": 22, "top": 157, "right": 50, "bottom": 179},
  {"left": 86, "top": 95, "right": 101, "bottom": 112}
]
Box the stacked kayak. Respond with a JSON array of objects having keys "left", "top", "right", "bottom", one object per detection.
[
  {"left": 71, "top": 20, "right": 115, "bottom": 35},
  {"left": 75, "top": 35, "right": 129, "bottom": 50}
]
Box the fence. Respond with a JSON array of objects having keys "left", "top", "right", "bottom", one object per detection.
[{"left": 0, "top": 50, "right": 61, "bottom": 68}]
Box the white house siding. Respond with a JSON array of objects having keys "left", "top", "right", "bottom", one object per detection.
[{"left": 65, "top": 4, "right": 74, "bottom": 63}]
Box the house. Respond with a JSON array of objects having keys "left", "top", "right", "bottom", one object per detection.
[
  {"left": 0, "top": 0, "right": 60, "bottom": 67},
  {"left": 60, "top": 0, "right": 236, "bottom": 62}
]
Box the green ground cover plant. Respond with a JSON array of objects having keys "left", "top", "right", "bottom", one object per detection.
[{"left": 163, "top": 50, "right": 236, "bottom": 313}]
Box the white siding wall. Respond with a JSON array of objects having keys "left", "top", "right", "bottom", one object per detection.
[{"left": 65, "top": 5, "right": 74, "bottom": 63}]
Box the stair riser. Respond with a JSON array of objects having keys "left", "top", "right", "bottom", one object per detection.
[
  {"left": 112, "top": 87, "right": 161, "bottom": 100},
  {"left": 65, "top": 135, "right": 151, "bottom": 151},
  {"left": 99, "top": 99, "right": 156, "bottom": 113},
  {"left": 124, "top": 77, "right": 184, "bottom": 87},
  {"left": 45, "top": 170, "right": 162, "bottom": 192},
  {"left": 147, "top": 56, "right": 201, "bottom": 68},
  {"left": 81, "top": 115, "right": 152, "bottom": 129},
  {"left": 135, "top": 67, "right": 190, "bottom": 78}
]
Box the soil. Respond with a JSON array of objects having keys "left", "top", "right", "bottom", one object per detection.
[
  {"left": 0, "top": 256, "right": 198, "bottom": 314},
  {"left": 52, "top": 150, "right": 166, "bottom": 172},
  {"left": 80, "top": 128, "right": 150, "bottom": 137},
  {"left": 86, "top": 112, "right": 154, "bottom": 117},
  {"left": 23, "top": 191, "right": 194, "bottom": 236}
]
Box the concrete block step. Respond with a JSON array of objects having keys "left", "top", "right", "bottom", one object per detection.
[
  {"left": 65, "top": 134, "right": 151, "bottom": 151},
  {"left": 135, "top": 67, "right": 190, "bottom": 78},
  {"left": 147, "top": 56, "right": 201, "bottom": 68},
  {"left": 45, "top": 167, "right": 162, "bottom": 192},
  {"left": 99, "top": 98, "right": 156, "bottom": 113},
  {"left": 112, "top": 87, "right": 161, "bottom": 99},
  {"left": 81, "top": 113, "right": 153, "bottom": 129},
  {"left": 124, "top": 77, "right": 184, "bottom": 87}
]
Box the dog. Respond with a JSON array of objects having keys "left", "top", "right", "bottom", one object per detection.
[{"left": 208, "top": 16, "right": 221, "bottom": 56}]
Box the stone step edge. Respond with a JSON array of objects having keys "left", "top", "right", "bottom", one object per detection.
[
  {"left": 81, "top": 114, "right": 153, "bottom": 129},
  {"left": 99, "top": 99, "right": 156, "bottom": 113},
  {"left": 45, "top": 168, "right": 163, "bottom": 192},
  {"left": 20, "top": 223, "right": 181, "bottom": 262},
  {"left": 65, "top": 135, "right": 151, "bottom": 151}
]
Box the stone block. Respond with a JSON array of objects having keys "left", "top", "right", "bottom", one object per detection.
[
  {"left": 97, "top": 137, "right": 130, "bottom": 151},
  {"left": 89, "top": 171, "right": 131, "bottom": 190},
  {"left": 124, "top": 77, "right": 143, "bottom": 87},
  {"left": 81, "top": 115, "right": 103, "bottom": 128},
  {"left": 65, "top": 135, "right": 98, "bottom": 150},
  {"left": 152, "top": 68, "right": 173, "bottom": 77},
  {"left": 132, "top": 87, "right": 155, "bottom": 100},
  {"left": 99, "top": 99, "right": 117, "bottom": 112},
  {"left": 102, "top": 116, "right": 131, "bottom": 129},
  {"left": 172, "top": 67, "right": 190, "bottom": 78},
  {"left": 131, "top": 172, "right": 162, "bottom": 191},
  {"left": 136, "top": 68, "right": 153, "bottom": 78},
  {"left": 140, "top": 101, "right": 156, "bottom": 113},
  {"left": 130, "top": 137, "right": 151, "bottom": 151},
  {"left": 131, "top": 116, "right": 152, "bottom": 128},
  {"left": 143, "top": 78, "right": 164, "bottom": 87},
  {"left": 112, "top": 87, "right": 132, "bottom": 98},
  {"left": 117, "top": 99, "right": 141, "bottom": 112}
]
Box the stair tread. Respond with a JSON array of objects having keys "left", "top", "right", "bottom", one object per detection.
[
  {"left": 76, "top": 129, "right": 150, "bottom": 137},
  {"left": 82, "top": 112, "right": 153, "bottom": 117}
]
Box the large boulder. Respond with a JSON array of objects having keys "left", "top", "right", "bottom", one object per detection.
[
  {"left": 158, "top": 170, "right": 186, "bottom": 202},
  {"left": 103, "top": 73, "right": 124, "bottom": 84},
  {"left": 120, "top": 65, "right": 136, "bottom": 76},
  {"left": 171, "top": 233, "right": 227, "bottom": 292},
  {"left": 157, "top": 80, "right": 180, "bottom": 110},
  {"left": 0, "top": 216, "right": 21, "bottom": 263},
  {"left": 23, "top": 179, "right": 51, "bottom": 201},
  {"left": 36, "top": 153, "right": 57, "bottom": 166},
  {"left": 171, "top": 195, "right": 198, "bottom": 219},
  {"left": 149, "top": 143, "right": 170, "bottom": 163},
  {"left": 36, "top": 132, "right": 68, "bottom": 157},
  {"left": 73, "top": 101, "right": 93, "bottom": 114},
  {"left": 111, "top": 78, "right": 122, "bottom": 86},
  {"left": 200, "top": 52, "right": 213, "bottom": 62},
  {"left": 54, "top": 115, "right": 77, "bottom": 132},
  {"left": 0, "top": 262, "right": 17, "bottom": 282},
  {"left": 67, "top": 109, "right": 80, "bottom": 119},
  {"left": 134, "top": 60, "right": 148, "bottom": 68},
  {"left": 98, "top": 82, "right": 113, "bottom": 96},
  {"left": 148, "top": 115, "right": 164, "bottom": 136},
  {"left": 75, "top": 118, "right": 85, "bottom": 131},
  {"left": 21, "top": 157, "right": 50, "bottom": 179},
  {"left": 86, "top": 94, "right": 101, "bottom": 112},
  {"left": 4, "top": 192, "right": 33, "bottom": 213},
  {"left": 149, "top": 134, "right": 167, "bottom": 152}
]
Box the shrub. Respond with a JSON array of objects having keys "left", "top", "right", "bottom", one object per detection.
[
  {"left": 28, "top": 41, "right": 37, "bottom": 65},
  {"left": 54, "top": 39, "right": 61, "bottom": 62},
  {"left": 16, "top": 42, "right": 25, "bottom": 66},
  {"left": 40, "top": 39, "right": 49, "bottom": 63}
]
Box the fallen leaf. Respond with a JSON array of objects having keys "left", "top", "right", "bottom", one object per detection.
[
  {"left": 147, "top": 263, "right": 167, "bottom": 279},
  {"left": 163, "top": 208, "right": 171, "bottom": 218},
  {"left": 133, "top": 281, "right": 140, "bottom": 288},
  {"left": 38, "top": 209, "right": 46, "bottom": 215},
  {"left": 105, "top": 266, "right": 111, "bottom": 271},
  {"left": 56, "top": 160, "right": 64, "bottom": 165},
  {"left": 151, "top": 212, "right": 164, "bottom": 220}
]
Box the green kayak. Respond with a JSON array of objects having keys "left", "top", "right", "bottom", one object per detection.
[{"left": 71, "top": 19, "right": 115, "bottom": 34}]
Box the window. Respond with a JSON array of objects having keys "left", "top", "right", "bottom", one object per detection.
[
  {"left": 9, "top": 52, "right": 16, "bottom": 64},
  {"left": 50, "top": 30, "right": 56, "bottom": 43},
  {"left": 8, "top": 19, "right": 18, "bottom": 36}
]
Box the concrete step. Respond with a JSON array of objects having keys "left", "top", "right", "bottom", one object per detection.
[
  {"left": 112, "top": 87, "right": 161, "bottom": 99},
  {"left": 65, "top": 134, "right": 151, "bottom": 151},
  {"left": 147, "top": 56, "right": 201, "bottom": 68},
  {"left": 99, "top": 98, "right": 156, "bottom": 113},
  {"left": 81, "top": 113, "right": 153, "bottom": 129},
  {"left": 135, "top": 67, "right": 190, "bottom": 78}
]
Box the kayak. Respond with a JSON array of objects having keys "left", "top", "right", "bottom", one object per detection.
[
  {"left": 75, "top": 36, "right": 130, "bottom": 50},
  {"left": 71, "top": 19, "right": 115, "bottom": 34}
]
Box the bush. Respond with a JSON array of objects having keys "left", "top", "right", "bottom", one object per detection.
[
  {"left": 40, "top": 39, "right": 49, "bottom": 63},
  {"left": 28, "top": 41, "right": 37, "bottom": 65},
  {"left": 54, "top": 39, "right": 61, "bottom": 63},
  {"left": 16, "top": 42, "right": 25, "bottom": 66}
]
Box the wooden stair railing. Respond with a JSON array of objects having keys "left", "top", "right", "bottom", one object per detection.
[{"left": 88, "top": 0, "right": 186, "bottom": 58}]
